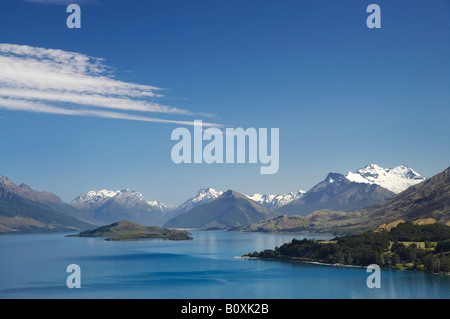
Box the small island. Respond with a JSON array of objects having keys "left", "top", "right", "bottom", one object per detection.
[{"left": 67, "top": 220, "right": 193, "bottom": 241}]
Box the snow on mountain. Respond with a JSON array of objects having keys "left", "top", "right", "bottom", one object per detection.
[
  {"left": 70, "top": 163, "right": 422, "bottom": 217},
  {"left": 146, "top": 200, "right": 177, "bottom": 211},
  {"left": 246, "top": 190, "right": 306, "bottom": 209},
  {"left": 71, "top": 186, "right": 304, "bottom": 215},
  {"left": 345, "top": 164, "right": 426, "bottom": 194},
  {"left": 71, "top": 189, "right": 174, "bottom": 212},
  {"left": 176, "top": 188, "right": 223, "bottom": 213},
  {"left": 71, "top": 189, "right": 119, "bottom": 206},
  {"left": 110, "top": 189, "right": 147, "bottom": 206}
]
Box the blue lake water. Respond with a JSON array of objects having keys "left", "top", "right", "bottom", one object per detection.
[{"left": 0, "top": 231, "right": 449, "bottom": 299}]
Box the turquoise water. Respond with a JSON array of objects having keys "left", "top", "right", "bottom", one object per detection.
[{"left": 0, "top": 231, "right": 449, "bottom": 299}]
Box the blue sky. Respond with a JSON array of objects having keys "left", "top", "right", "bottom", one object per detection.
[{"left": 0, "top": 0, "right": 448, "bottom": 204}]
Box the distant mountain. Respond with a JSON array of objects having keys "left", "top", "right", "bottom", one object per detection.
[
  {"left": 146, "top": 200, "right": 177, "bottom": 212},
  {"left": 175, "top": 188, "right": 223, "bottom": 214},
  {"left": 0, "top": 175, "right": 86, "bottom": 220},
  {"left": 278, "top": 172, "right": 395, "bottom": 216},
  {"left": 246, "top": 190, "right": 306, "bottom": 209},
  {"left": 176, "top": 187, "right": 304, "bottom": 213},
  {"left": 345, "top": 164, "right": 425, "bottom": 194},
  {"left": 0, "top": 176, "right": 62, "bottom": 204},
  {"left": 341, "top": 166, "right": 450, "bottom": 232},
  {"left": 243, "top": 167, "right": 450, "bottom": 235},
  {"left": 70, "top": 189, "right": 171, "bottom": 226},
  {"left": 0, "top": 176, "right": 93, "bottom": 234},
  {"left": 71, "top": 189, "right": 121, "bottom": 211},
  {"left": 164, "top": 190, "right": 277, "bottom": 229},
  {"left": 248, "top": 164, "right": 423, "bottom": 212},
  {"left": 0, "top": 162, "right": 431, "bottom": 234}
]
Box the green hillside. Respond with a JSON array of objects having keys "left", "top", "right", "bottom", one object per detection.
[{"left": 244, "top": 222, "right": 450, "bottom": 274}]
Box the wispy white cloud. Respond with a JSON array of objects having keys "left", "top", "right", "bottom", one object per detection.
[
  {"left": 0, "top": 43, "right": 219, "bottom": 127},
  {"left": 0, "top": 97, "right": 221, "bottom": 127}
]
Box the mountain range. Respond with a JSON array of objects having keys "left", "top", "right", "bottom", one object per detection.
[
  {"left": 67, "top": 186, "right": 308, "bottom": 228},
  {"left": 275, "top": 164, "right": 426, "bottom": 216},
  {"left": 70, "top": 189, "right": 172, "bottom": 226},
  {"left": 163, "top": 190, "right": 277, "bottom": 229},
  {"left": 0, "top": 176, "right": 92, "bottom": 233},
  {"left": 242, "top": 167, "right": 450, "bottom": 234},
  {"left": 0, "top": 164, "right": 435, "bottom": 234},
  {"left": 277, "top": 172, "right": 396, "bottom": 216}
]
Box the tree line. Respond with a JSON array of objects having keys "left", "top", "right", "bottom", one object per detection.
[{"left": 245, "top": 222, "right": 450, "bottom": 274}]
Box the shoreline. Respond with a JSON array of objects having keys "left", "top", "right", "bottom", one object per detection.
[
  {"left": 236, "top": 255, "right": 364, "bottom": 269},
  {"left": 237, "top": 255, "right": 450, "bottom": 275}
]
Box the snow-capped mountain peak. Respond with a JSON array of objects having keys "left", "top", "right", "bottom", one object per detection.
[
  {"left": 246, "top": 190, "right": 306, "bottom": 209},
  {"left": 345, "top": 164, "right": 425, "bottom": 194},
  {"left": 71, "top": 188, "right": 173, "bottom": 211},
  {"left": 146, "top": 200, "right": 177, "bottom": 211},
  {"left": 194, "top": 188, "right": 223, "bottom": 201},
  {"left": 176, "top": 188, "right": 223, "bottom": 213},
  {"left": 176, "top": 187, "right": 307, "bottom": 213},
  {"left": 71, "top": 189, "right": 119, "bottom": 206},
  {"left": 112, "top": 189, "right": 147, "bottom": 206}
]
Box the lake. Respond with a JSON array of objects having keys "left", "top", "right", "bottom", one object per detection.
[{"left": 0, "top": 231, "right": 449, "bottom": 299}]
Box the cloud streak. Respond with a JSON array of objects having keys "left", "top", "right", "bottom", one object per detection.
[
  {"left": 0, "top": 43, "right": 219, "bottom": 127},
  {"left": 0, "top": 97, "right": 221, "bottom": 127}
]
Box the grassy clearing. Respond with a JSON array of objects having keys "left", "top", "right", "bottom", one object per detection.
[{"left": 398, "top": 241, "right": 436, "bottom": 250}]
